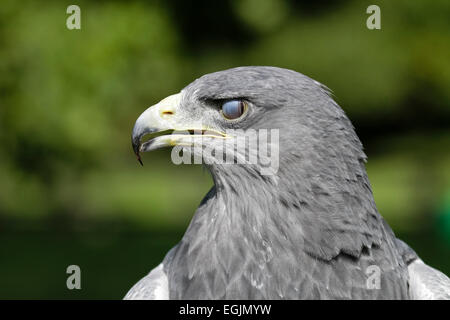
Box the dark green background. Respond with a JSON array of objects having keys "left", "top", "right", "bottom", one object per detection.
[{"left": 0, "top": 0, "right": 449, "bottom": 298}]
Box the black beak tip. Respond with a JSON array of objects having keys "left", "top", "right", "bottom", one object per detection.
[
  {"left": 132, "top": 126, "right": 158, "bottom": 167},
  {"left": 137, "top": 155, "right": 144, "bottom": 166},
  {"left": 132, "top": 136, "right": 144, "bottom": 166}
]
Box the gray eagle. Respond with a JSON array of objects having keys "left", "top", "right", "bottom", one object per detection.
[{"left": 126, "top": 66, "right": 450, "bottom": 300}]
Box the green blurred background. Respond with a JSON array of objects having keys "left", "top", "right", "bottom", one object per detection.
[{"left": 0, "top": 0, "right": 449, "bottom": 299}]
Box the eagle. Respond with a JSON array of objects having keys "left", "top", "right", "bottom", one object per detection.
[{"left": 125, "top": 66, "right": 450, "bottom": 299}]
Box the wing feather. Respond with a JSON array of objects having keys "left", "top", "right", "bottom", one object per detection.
[
  {"left": 408, "top": 259, "right": 450, "bottom": 300},
  {"left": 124, "top": 263, "right": 169, "bottom": 300}
]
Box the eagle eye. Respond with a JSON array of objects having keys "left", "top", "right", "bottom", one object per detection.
[{"left": 221, "top": 100, "right": 247, "bottom": 120}]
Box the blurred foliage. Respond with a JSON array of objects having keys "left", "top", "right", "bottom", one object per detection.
[{"left": 0, "top": 0, "right": 449, "bottom": 298}]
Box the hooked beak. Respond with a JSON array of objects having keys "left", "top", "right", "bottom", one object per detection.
[
  {"left": 132, "top": 94, "right": 181, "bottom": 165},
  {"left": 131, "top": 93, "right": 226, "bottom": 165}
]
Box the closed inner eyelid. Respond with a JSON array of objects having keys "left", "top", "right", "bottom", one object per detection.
[
  {"left": 201, "top": 97, "right": 251, "bottom": 109},
  {"left": 221, "top": 100, "right": 248, "bottom": 120}
]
